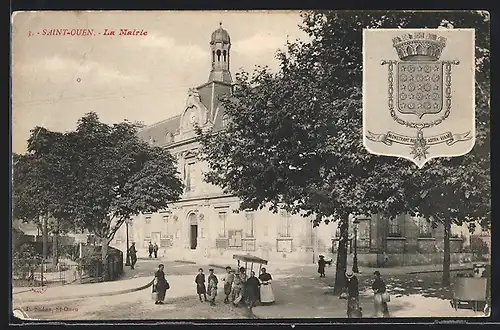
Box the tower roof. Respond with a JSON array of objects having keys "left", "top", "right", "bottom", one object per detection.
[{"left": 211, "top": 22, "right": 230, "bottom": 44}]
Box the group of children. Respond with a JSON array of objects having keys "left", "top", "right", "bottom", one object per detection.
[{"left": 194, "top": 266, "right": 275, "bottom": 308}]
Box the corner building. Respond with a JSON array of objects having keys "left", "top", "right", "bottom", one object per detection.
[{"left": 111, "top": 25, "right": 477, "bottom": 267}]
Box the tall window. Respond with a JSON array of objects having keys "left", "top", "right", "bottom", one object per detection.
[
  {"left": 145, "top": 214, "right": 152, "bottom": 224},
  {"left": 418, "top": 217, "right": 431, "bottom": 237},
  {"left": 279, "top": 210, "right": 291, "bottom": 237},
  {"left": 245, "top": 211, "right": 255, "bottom": 237},
  {"left": 218, "top": 212, "right": 227, "bottom": 237},
  {"left": 185, "top": 161, "right": 196, "bottom": 192},
  {"left": 388, "top": 217, "right": 401, "bottom": 237},
  {"left": 162, "top": 214, "right": 170, "bottom": 237}
]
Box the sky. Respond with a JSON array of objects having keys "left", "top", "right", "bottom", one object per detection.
[{"left": 11, "top": 11, "right": 308, "bottom": 154}]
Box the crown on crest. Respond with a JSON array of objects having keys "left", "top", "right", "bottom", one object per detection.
[{"left": 392, "top": 32, "right": 447, "bottom": 61}]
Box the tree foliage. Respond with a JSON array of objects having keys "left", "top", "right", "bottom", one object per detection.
[
  {"left": 198, "top": 10, "right": 490, "bottom": 290},
  {"left": 13, "top": 113, "right": 184, "bottom": 268}
]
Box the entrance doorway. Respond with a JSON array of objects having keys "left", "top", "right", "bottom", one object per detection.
[
  {"left": 189, "top": 213, "right": 198, "bottom": 250},
  {"left": 190, "top": 225, "right": 198, "bottom": 249}
]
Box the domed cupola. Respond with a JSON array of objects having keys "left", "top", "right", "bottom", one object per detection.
[
  {"left": 211, "top": 22, "right": 230, "bottom": 44},
  {"left": 208, "top": 22, "right": 232, "bottom": 84}
]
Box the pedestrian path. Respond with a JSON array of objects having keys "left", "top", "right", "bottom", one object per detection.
[{"left": 12, "top": 275, "right": 154, "bottom": 303}]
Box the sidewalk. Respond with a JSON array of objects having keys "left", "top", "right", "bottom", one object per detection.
[{"left": 12, "top": 275, "right": 154, "bottom": 303}]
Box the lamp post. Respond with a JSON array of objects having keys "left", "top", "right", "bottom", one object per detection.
[
  {"left": 125, "top": 219, "right": 131, "bottom": 266},
  {"left": 353, "top": 218, "right": 359, "bottom": 273}
]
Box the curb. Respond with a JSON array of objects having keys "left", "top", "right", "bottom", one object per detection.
[
  {"left": 13, "top": 278, "right": 154, "bottom": 303},
  {"left": 209, "top": 264, "right": 227, "bottom": 270},
  {"left": 173, "top": 260, "right": 197, "bottom": 265},
  {"left": 407, "top": 267, "right": 473, "bottom": 274}
]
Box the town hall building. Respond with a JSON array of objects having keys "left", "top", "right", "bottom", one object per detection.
[{"left": 110, "top": 24, "right": 482, "bottom": 267}]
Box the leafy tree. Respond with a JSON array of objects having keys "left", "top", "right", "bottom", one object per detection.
[
  {"left": 14, "top": 113, "right": 184, "bottom": 279},
  {"left": 62, "top": 113, "right": 184, "bottom": 278},
  {"left": 13, "top": 130, "right": 76, "bottom": 266},
  {"left": 198, "top": 10, "right": 490, "bottom": 291}
]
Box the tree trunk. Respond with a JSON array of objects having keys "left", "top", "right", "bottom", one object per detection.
[
  {"left": 42, "top": 216, "right": 49, "bottom": 260},
  {"left": 442, "top": 220, "right": 451, "bottom": 286},
  {"left": 52, "top": 219, "right": 59, "bottom": 270},
  {"left": 333, "top": 214, "right": 349, "bottom": 295},
  {"left": 101, "top": 237, "right": 109, "bottom": 281}
]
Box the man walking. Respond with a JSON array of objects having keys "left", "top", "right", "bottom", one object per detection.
[
  {"left": 129, "top": 242, "right": 137, "bottom": 269},
  {"left": 148, "top": 242, "right": 154, "bottom": 258},
  {"left": 153, "top": 242, "right": 159, "bottom": 259}
]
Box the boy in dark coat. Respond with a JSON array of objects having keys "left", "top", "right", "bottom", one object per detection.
[{"left": 195, "top": 268, "right": 208, "bottom": 302}]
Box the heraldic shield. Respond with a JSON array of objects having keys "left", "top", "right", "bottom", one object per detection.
[
  {"left": 397, "top": 62, "right": 443, "bottom": 118},
  {"left": 363, "top": 29, "right": 475, "bottom": 168}
]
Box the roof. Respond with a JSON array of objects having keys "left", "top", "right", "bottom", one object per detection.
[
  {"left": 233, "top": 254, "right": 268, "bottom": 265},
  {"left": 137, "top": 115, "right": 181, "bottom": 145},
  {"left": 211, "top": 23, "right": 230, "bottom": 44}
]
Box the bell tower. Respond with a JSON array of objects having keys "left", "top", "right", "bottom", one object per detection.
[{"left": 208, "top": 22, "right": 232, "bottom": 84}]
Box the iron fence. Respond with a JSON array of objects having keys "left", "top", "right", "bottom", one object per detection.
[{"left": 12, "top": 251, "right": 124, "bottom": 286}]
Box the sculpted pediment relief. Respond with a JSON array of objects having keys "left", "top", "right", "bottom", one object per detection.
[{"left": 181, "top": 88, "right": 209, "bottom": 134}]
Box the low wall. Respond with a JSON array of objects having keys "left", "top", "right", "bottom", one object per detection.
[{"left": 357, "top": 252, "right": 475, "bottom": 268}]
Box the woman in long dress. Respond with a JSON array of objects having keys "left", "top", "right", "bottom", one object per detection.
[
  {"left": 154, "top": 264, "right": 169, "bottom": 305},
  {"left": 259, "top": 267, "right": 275, "bottom": 304}
]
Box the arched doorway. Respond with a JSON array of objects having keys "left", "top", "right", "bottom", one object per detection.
[{"left": 189, "top": 213, "right": 198, "bottom": 250}]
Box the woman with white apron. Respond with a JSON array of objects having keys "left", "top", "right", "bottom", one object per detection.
[{"left": 259, "top": 268, "right": 275, "bottom": 304}]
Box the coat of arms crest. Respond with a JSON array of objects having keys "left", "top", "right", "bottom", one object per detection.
[{"left": 363, "top": 29, "right": 475, "bottom": 168}]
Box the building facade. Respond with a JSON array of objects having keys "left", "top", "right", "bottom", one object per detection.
[{"left": 110, "top": 25, "right": 476, "bottom": 266}]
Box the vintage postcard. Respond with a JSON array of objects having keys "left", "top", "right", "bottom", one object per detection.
[
  {"left": 11, "top": 10, "right": 490, "bottom": 322},
  {"left": 363, "top": 28, "right": 476, "bottom": 168}
]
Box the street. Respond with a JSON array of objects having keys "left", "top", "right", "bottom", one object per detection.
[{"left": 13, "top": 259, "right": 485, "bottom": 320}]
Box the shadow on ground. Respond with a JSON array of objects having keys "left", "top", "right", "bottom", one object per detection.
[{"left": 278, "top": 265, "right": 470, "bottom": 301}]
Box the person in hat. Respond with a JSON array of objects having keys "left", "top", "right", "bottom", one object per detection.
[
  {"left": 345, "top": 269, "right": 361, "bottom": 318},
  {"left": 207, "top": 269, "right": 219, "bottom": 306},
  {"left": 372, "top": 271, "right": 389, "bottom": 317},
  {"left": 317, "top": 255, "right": 332, "bottom": 278}
]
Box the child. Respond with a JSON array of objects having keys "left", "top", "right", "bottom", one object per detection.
[
  {"left": 317, "top": 255, "right": 332, "bottom": 278},
  {"left": 223, "top": 266, "right": 234, "bottom": 304},
  {"left": 207, "top": 269, "right": 219, "bottom": 306},
  {"left": 195, "top": 268, "right": 207, "bottom": 302}
]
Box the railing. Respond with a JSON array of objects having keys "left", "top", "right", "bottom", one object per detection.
[{"left": 13, "top": 253, "right": 124, "bottom": 287}]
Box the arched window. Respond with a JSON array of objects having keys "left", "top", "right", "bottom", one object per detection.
[
  {"left": 223, "top": 50, "right": 227, "bottom": 62},
  {"left": 216, "top": 49, "right": 221, "bottom": 62},
  {"left": 212, "top": 51, "right": 215, "bottom": 63}
]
